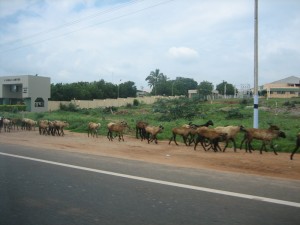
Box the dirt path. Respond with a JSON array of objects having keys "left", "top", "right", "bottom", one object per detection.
[{"left": 1, "top": 130, "right": 299, "bottom": 180}]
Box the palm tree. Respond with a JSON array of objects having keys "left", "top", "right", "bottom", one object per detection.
[{"left": 145, "top": 69, "right": 164, "bottom": 95}]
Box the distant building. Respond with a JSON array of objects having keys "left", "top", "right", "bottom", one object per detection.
[
  {"left": 0, "top": 75, "right": 51, "bottom": 112},
  {"left": 188, "top": 89, "right": 219, "bottom": 99},
  {"left": 263, "top": 76, "right": 300, "bottom": 99},
  {"left": 136, "top": 90, "right": 149, "bottom": 97}
]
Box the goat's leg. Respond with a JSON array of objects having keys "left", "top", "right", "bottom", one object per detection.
[
  {"left": 194, "top": 136, "right": 201, "bottom": 150},
  {"left": 245, "top": 140, "right": 252, "bottom": 153},
  {"left": 168, "top": 134, "right": 175, "bottom": 145},
  {"left": 107, "top": 131, "right": 113, "bottom": 141},
  {"left": 215, "top": 142, "right": 222, "bottom": 152},
  {"left": 188, "top": 134, "right": 195, "bottom": 146},
  {"left": 270, "top": 142, "right": 278, "bottom": 155},
  {"left": 153, "top": 135, "right": 158, "bottom": 144},
  {"left": 183, "top": 136, "right": 188, "bottom": 146},
  {"left": 223, "top": 140, "right": 229, "bottom": 152},
  {"left": 290, "top": 145, "right": 299, "bottom": 160}
]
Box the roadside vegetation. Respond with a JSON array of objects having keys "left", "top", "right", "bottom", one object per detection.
[{"left": 1, "top": 97, "right": 300, "bottom": 153}]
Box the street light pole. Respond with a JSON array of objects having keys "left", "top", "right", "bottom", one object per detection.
[
  {"left": 172, "top": 81, "right": 175, "bottom": 96},
  {"left": 253, "top": 0, "right": 259, "bottom": 128},
  {"left": 118, "top": 79, "right": 122, "bottom": 99}
]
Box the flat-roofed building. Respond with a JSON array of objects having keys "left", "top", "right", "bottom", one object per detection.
[
  {"left": 0, "top": 75, "right": 50, "bottom": 112},
  {"left": 263, "top": 76, "right": 300, "bottom": 99}
]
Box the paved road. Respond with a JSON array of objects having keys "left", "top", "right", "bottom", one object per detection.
[{"left": 1, "top": 143, "right": 299, "bottom": 225}]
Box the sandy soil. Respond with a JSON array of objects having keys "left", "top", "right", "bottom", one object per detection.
[{"left": 1, "top": 130, "right": 299, "bottom": 181}]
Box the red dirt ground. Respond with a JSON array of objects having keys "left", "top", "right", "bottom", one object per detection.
[{"left": 1, "top": 130, "right": 299, "bottom": 180}]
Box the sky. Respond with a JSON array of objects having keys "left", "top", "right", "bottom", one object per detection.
[{"left": 0, "top": 0, "right": 299, "bottom": 92}]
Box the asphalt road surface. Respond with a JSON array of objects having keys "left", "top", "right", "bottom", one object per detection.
[{"left": 1, "top": 143, "right": 299, "bottom": 225}]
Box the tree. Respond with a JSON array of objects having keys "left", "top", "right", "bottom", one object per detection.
[
  {"left": 198, "top": 81, "right": 214, "bottom": 99},
  {"left": 119, "top": 81, "right": 137, "bottom": 98},
  {"left": 172, "top": 77, "right": 198, "bottom": 96},
  {"left": 145, "top": 69, "right": 166, "bottom": 95},
  {"left": 50, "top": 79, "right": 137, "bottom": 100},
  {"left": 216, "top": 81, "right": 235, "bottom": 96}
]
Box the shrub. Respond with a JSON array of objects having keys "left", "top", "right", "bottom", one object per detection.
[
  {"left": 226, "top": 108, "right": 244, "bottom": 119},
  {"left": 0, "top": 105, "right": 26, "bottom": 112},
  {"left": 59, "top": 103, "right": 78, "bottom": 112},
  {"left": 133, "top": 99, "right": 139, "bottom": 106}
]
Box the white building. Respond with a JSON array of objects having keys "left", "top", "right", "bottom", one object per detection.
[{"left": 0, "top": 75, "right": 51, "bottom": 112}]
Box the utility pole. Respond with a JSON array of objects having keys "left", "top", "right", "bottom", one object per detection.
[{"left": 253, "top": 0, "right": 259, "bottom": 128}]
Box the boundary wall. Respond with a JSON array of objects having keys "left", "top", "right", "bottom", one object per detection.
[{"left": 48, "top": 96, "right": 177, "bottom": 111}]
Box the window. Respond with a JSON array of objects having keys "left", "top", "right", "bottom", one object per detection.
[{"left": 34, "top": 97, "right": 44, "bottom": 107}]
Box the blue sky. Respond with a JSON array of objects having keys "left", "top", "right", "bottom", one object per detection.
[{"left": 0, "top": 0, "right": 299, "bottom": 91}]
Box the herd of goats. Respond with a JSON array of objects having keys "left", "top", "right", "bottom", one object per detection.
[{"left": 0, "top": 117, "right": 299, "bottom": 160}]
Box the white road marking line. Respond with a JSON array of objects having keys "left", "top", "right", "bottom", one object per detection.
[{"left": 1, "top": 151, "right": 300, "bottom": 208}]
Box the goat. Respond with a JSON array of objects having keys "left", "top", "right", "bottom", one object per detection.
[
  {"left": 186, "top": 120, "right": 214, "bottom": 145},
  {"left": 194, "top": 127, "right": 227, "bottom": 152},
  {"left": 21, "top": 118, "right": 37, "bottom": 131},
  {"left": 240, "top": 126, "right": 286, "bottom": 155},
  {"left": 144, "top": 125, "right": 164, "bottom": 144},
  {"left": 11, "top": 118, "right": 21, "bottom": 130},
  {"left": 135, "top": 121, "right": 148, "bottom": 139},
  {"left": 240, "top": 124, "right": 280, "bottom": 150},
  {"left": 107, "top": 121, "right": 128, "bottom": 141},
  {"left": 39, "top": 120, "right": 50, "bottom": 135},
  {"left": 88, "top": 122, "right": 101, "bottom": 138},
  {"left": 214, "top": 125, "right": 243, "bottom": 152},
  {"left": 290, "top": 133, "right": 300, "bottom": 160},
  {"left": 3, "top": 118, "right": 12, "bottom": 132},
  {"left": 240, "top": 125, "right": 281, "bottom": 150},
  {"left": 53, "top": 120, "right": 69, "bottom": 136},
  {"left": 47, "top": 121, "right": 56, "bottom": 136},
  {"left": 169, "top": 126, "right": 194, "bottom": 146}
]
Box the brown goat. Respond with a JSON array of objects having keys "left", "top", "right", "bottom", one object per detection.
[
  {"left": 39, "top": 120, "right": 49, "bottom": 135},
  {"left": 214, "top": 125, "right": 243, "bottom": 152},
  {"left": 88, "top": 122, "right": 101, "bottom": 138},
  {"left": 53, "top": 120, "right": 69, "bottom": 136},
  {"left": 194, "top": 127, "right": 227, "bottom": 152},
  {"left": 107, "top": 121, "right": 128, "bottom": 141},
  {"left": 240, "top": 127, "right": 286, "bottom": 155},
  {"left": 169, "top": 126, "right": 195, "bottom": 146},
  {"left": 135, "top": 121, "right": 148, "bottom": 139},
  {"left": 3, "top": 118, "right": 12, "bottom": 132},
  {"left": 144, "top": 125, "right": 164, "bottom": 144},
  {"left": 290, "top": 133, "right": 300, "bottom": 160}
]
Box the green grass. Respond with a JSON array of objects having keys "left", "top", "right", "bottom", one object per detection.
[{"left": 1, "top": 97, "right": 299, "bottom": 153}]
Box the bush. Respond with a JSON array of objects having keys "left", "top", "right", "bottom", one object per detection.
[
  {"left": 0, "top": 105, "right": 26, "bottom": 112},
  {"left": 133, "top": 99, "right": 139, "bottom": 106},
  {"left": 226, "top": 108, "right": 244, "bottom": 119},
  {"left": 59, "top": 103, "right": 78, "bottom": 112},
  {"left": 103, "top": 106, "right": 118, "bottom": 114}
]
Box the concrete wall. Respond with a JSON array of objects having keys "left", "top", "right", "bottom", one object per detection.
[
  {"left": 0, "top": 75, "right": 51, "bottom": 112},
  {"left": 48, "top": 96, "right": 177, "bottom": 111}
]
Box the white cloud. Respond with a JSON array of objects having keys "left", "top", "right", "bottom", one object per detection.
[{"left": 168, "top": 47, "right": 199, "bottom": 61}]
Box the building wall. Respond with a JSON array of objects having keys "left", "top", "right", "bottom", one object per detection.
[
  {"left": 0, "top": 75, "right": 50, "bottom": 112},
  {"left": 264, "top": 83, "right": 300, "bottom": 99}
]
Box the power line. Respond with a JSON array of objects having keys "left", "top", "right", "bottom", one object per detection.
[
  {"left": 0, "top": 0, "right": 174, "bottom": 53},
  {"left": 0, "top": 0, "right": 145, "bottom": 47}
]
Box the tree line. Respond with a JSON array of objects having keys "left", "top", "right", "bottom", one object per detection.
[{"left": 50, "top": 69, "right": 236, "bottom": 101}]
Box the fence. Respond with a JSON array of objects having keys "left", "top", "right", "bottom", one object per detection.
[{"left": 48, "top": 96, "right": 177, "bottom": 111}]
